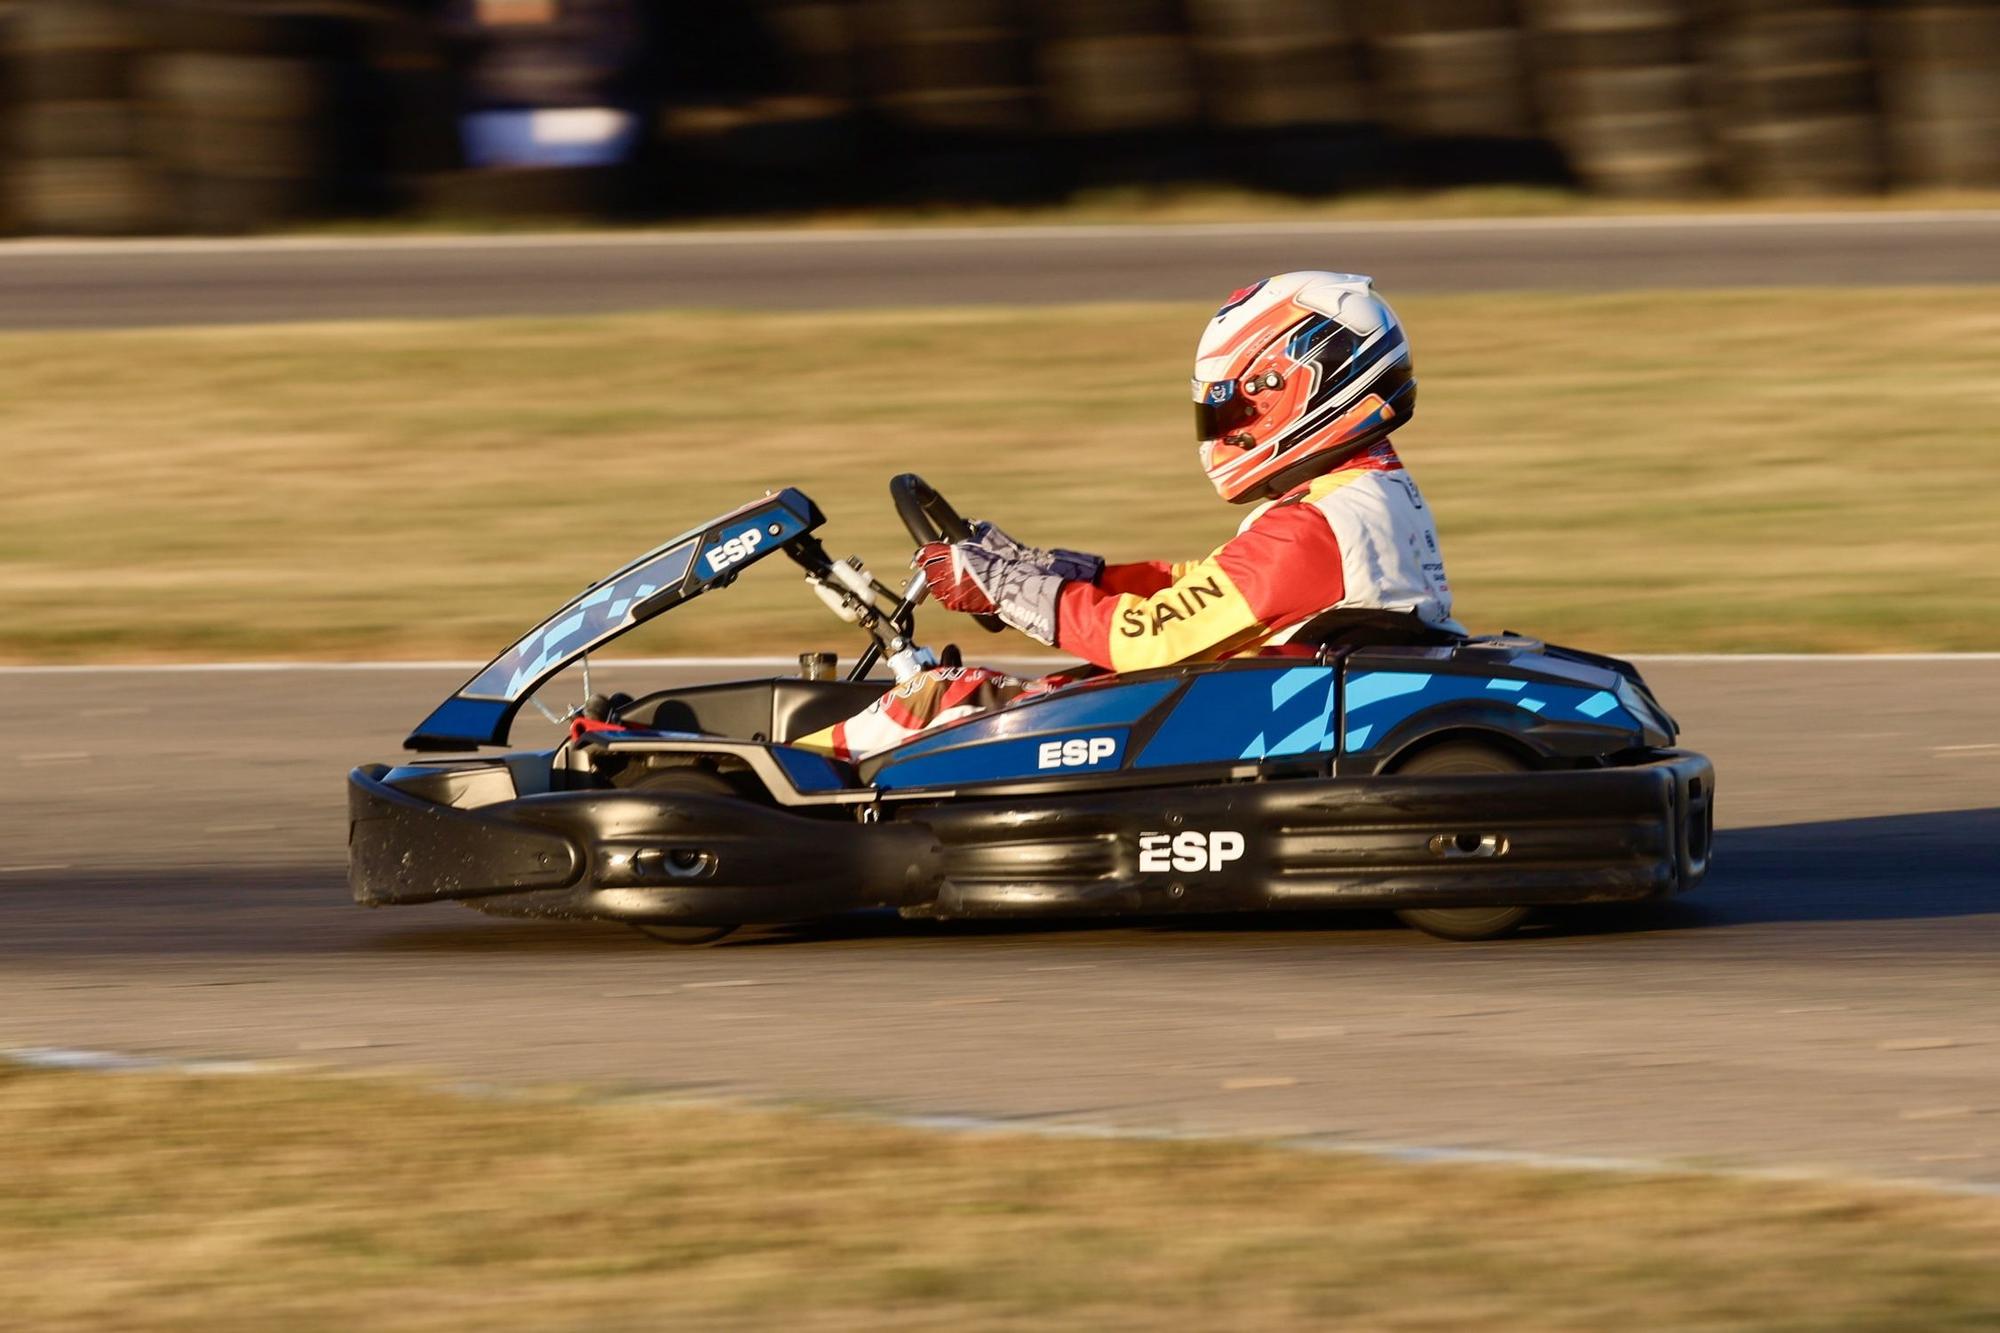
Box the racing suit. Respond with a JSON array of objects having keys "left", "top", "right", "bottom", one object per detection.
[{"left": 800, "top": 446, "right": 1458, "bottom": 762}]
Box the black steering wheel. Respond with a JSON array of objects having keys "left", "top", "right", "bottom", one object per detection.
[{"left": 889, "top": 473, "right": 1005, "bottom": 634}]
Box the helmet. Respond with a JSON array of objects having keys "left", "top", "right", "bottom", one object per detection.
[{"left": 1193, "top": 272, "right": 1417, "bottom": 504}]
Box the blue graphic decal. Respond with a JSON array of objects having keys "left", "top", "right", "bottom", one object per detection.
[
  {"left": 1345, "top": 671, "right": 1431, "bottom": 712},
  {"left": 1138, "top": 667, "right": 1336, "bottom": 768},
  {"left": 410, "top": 696, "right": 510, "bottom": 747},
  {"left": 770, "top": 745, "right": 852, "bottom": 793},
  {"left": 1577, "top": 690, "right": 1619, "bottom": 719},
  {"left": 411, "top": 486, "right": 826, "bottom": 747},
  {"left": 1341, "top": 670, "right": 1639, "bottom": 755},
  {"left": 1285, "top": 315, "right": 1334, "bottom": 360},
  {"left": 465, "top": 542, "right": 694, "bottom": 700}
]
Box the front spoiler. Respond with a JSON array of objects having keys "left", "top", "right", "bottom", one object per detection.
[{"left": 347, "top": 751, "right": 1712, "bottom": 925}]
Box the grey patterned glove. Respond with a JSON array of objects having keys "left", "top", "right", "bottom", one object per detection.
[
  {"left": 968, "top": 520, "right": 1104, "bottom": 585},
  {"left": 943, "top": 542, "right": 1065, "bottom": 647}
]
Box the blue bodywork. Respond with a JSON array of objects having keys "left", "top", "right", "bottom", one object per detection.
[{"left": 855, "top": 649, "right": 1669, "bottom": 794}]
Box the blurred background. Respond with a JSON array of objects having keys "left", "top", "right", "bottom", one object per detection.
[{"left": 3, "top": 0, "right": 1999, "bottom": 235}]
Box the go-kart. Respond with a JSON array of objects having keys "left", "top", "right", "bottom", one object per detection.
[{"left": 347, "top": 476, "right": 1713, "bottom": 943}]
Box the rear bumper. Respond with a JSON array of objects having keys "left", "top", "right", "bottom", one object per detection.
[{"left": 348, "top": 749, "right": 1713, "bottom": 925}]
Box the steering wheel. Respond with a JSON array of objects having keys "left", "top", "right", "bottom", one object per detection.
[{"left": 889, "top": 473, "right": 1005, "bottom": 634}]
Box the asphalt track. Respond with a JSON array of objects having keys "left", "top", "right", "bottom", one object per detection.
[
  {"left": 3, "top": 657, "right": 1997, "bottom": 1191},
  {"left": 4, "top": 212, "right": 2000, "bottom": 329}
]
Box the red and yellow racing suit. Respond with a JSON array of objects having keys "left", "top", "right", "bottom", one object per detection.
[{"left": 801, "top": 448, "right": 1457, "bottom": 761}]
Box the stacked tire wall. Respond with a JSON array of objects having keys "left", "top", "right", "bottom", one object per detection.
[
  {"left": 1878, "top": 4, "right": 2000, "bottom": 189},
  {"left": 9, "top": 0, "right": 163, "bottom": 233},
  {"left": 145, "top": 7, "right": 333, "bottom": 232},
  {"left": 2, "top": 0, "right": 1999, "bottom": 232},
  {"left": 1360, "top": 0, "right": 1546, "bottom": 183},
  {"left": 1697, "top": 1, "right": 1882, "bottom": 196}
]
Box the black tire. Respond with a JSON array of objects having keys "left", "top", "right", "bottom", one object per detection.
[
  {"left": 623, "top": 767, "right": 741, "bottom": 947},
  {"left": 1391, "top": 740, "right": 1534, "bottom": 942},
  {"left": 632, "top": 922, "right": 739, "bottom": 947}
]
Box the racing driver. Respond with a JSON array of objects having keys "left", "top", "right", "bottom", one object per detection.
[{"left": 799, "top": 270, "right": 1460, "bottom": 762}]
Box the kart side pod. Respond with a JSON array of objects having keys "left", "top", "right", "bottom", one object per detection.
[{"left": 348, "top": 750, "right": 1712, "bottom": 926}]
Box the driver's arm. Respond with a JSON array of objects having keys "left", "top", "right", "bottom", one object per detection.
[
  {"left": 1055, "top": 500, "right": 1346, "bottom": 672},
  {"left": 1094, "top": 560, "right": 1181, "bottom": 598}
]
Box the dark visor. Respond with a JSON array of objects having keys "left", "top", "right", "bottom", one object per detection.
[{"left": 1193, "top": 382, "right": 1258, "bottom": 442}]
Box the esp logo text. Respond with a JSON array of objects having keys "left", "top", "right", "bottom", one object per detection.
[
  {"left": 1139, "top": 830, "right": 1246, "bottom": 873},
  {"left": 1037, "top": 736, "right": 1117, "bottom": 769},
  {"left": 704, "top": 528, "right": 764, "bottom": 574}
]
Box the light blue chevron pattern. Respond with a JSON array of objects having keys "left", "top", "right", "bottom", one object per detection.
[{"left": 1340, "top": 670, "right": 1633, "bottom": 753}]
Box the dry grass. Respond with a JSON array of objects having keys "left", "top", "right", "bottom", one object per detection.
[
  {"left": 3, "top": 1064, "right": 1998, "bottom": 1331},
  {"left": 2, "top": 288, "right": 1997, "bottom": 661}
]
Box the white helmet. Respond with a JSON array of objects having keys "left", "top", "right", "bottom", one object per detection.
[{"left": 1193, "top": 272, "right": 1417, "bottom": 503}]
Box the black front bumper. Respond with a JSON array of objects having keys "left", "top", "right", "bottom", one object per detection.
[
  {"left": 348, "top": 750, "right": 1712, "bottom": 925},
  {"left": 347, "top": 766, "right": 941, "bottom": 926}
]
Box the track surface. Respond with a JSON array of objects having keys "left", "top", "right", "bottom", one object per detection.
[
  {"left": 3, "top": 659, "right": 1997, "bottom": 1188},
  {"left": 4, "top": 213, "right": 2000, "bottom": 329}
]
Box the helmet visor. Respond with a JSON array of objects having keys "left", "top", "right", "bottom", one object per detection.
[{"left": 1192, "top": 380, "right": 1259, "bottom": 442}]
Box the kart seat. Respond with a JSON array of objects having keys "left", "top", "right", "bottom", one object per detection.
[{"left": 1287, "top": 608, "right": 1468, "bottom": 654}]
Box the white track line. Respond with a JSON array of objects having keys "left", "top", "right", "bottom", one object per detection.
[
  {"left": 892, "top": 1113, "right": 2000, "bottom": 1202},
  {"left": 8, "top": 1045, "right": 1996, "bottom": 1201},
  {"left": 1, "top": 653, "right": 1996, "bottom": 676},
  {"left": 2, "top": 210, "right": 1998, "bottom": 260}
]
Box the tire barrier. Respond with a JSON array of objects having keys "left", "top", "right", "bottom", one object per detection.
[
  {"left": 1186, "top": 0, "right": 1366, "bottom": 133},
  {"left": 0, "top": 6, "right": 13, "bottom": 234},
  {"left": 1366, "top": 0, "right": 1535, "bottom": 141},
  {"left": 1033, "top": 0, "right": 1200, "bottom": 138},
  {"left": 1183, "top": 0, "right": 1387, "bottom": 192},
  {"left": 9, "top": 0, "right": 163, "bottom": 234},
  {"left": 143, "top": 6, "right": 330, "bottom": 233},
  {"left": 858, "top": 0, "right": 1035, "bottom": 136},
  {"left": 1527, "top": 0, "right": 1715, "bottom": 197},
  {"left": 845, "top": 0, "right": 1045, "bottom": 198},
  {"left": 1701, "top": 1, "right": 1883, "bottom": 197},
  {"left": 3, "top": 0, "right": 1999, "bottom": 232},
  {"left": 1877, "top": 4, "right": 2000, "bottom": 189}
]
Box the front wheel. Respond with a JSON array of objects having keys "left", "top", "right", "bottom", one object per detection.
[
  {"left": 1390, "top": 740, "right": 1533, "bottom": 942},
  {"left": 631, "top": 923, "right": 738, "bottom": 947},
  {"left": 623, "top": 766, "right": 742, "bottom": 948}
]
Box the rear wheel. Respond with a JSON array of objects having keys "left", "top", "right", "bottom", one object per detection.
[
  {"left": 624, "top": 766, "right": 741, "bottom": 947},
  {"left": 1391, "top": 741, "right": 1533, "bottom": 942}
]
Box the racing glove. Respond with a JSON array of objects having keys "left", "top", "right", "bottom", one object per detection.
[
  {"left": 967, "top": 520, "right": 1105, "bottom": 585},
  {"left": 916, "top": 541, "right": 1063, "bottom": 647}
]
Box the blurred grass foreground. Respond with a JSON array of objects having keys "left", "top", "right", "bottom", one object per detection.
[
  {"left": 5, "top": 1065, "right": 2000, "bottom": 1331},
  {"left": 3, "top": 287, "right": 1998, "bottom": 662}
]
